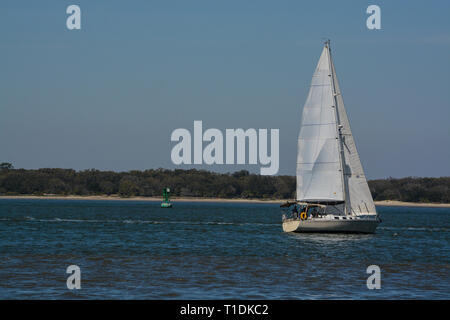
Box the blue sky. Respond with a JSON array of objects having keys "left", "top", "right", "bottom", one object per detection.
[{"left": 1, "top": 0, "right": 449, "bottom": 178}]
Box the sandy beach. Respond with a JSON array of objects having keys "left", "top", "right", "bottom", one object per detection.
[
  {"left": 0, "top": 195, "right": 282, "bottom": 204},
  {"left": 373, "top": 200, "right": 450, "bottom": 208},
  {"left": 1, "top": 195, "right": 449, "bottom": 207}
]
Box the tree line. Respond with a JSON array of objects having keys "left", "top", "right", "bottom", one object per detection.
[{"left": 0, "top": 163, "right": 449, "bottom": 203}]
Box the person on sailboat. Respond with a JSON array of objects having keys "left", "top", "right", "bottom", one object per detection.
[{"left": 291, "top": 204, "right": 299, "bottom": 218}]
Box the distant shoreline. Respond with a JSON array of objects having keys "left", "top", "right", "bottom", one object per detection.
[
  {"left": 1, "top": 195, "right": 449, "bottom": 208},
  {"left": 0, "top": 195, "right": 282, "bottom": 204},
  {"left": 373, "top": 200, "right": 450, "bottom": 208}
]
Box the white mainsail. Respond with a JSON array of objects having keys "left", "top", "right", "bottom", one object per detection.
[
  {"left": 296, "top": 41, "right": 376, "bottom": 215},
  {"left": 296, "top": 45, "right": 344, "bottom": 203}
]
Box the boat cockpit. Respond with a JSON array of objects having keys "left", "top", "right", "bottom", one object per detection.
[{"left": 281, "top": 201, "right": 328, "bottom": 221}]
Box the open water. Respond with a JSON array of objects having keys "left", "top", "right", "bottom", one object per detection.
[{"left": 0, "top": 199, "right": 448, "bottom": 299}]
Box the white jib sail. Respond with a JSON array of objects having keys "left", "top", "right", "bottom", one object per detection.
[
  {"left": 296, "top": 46, "right": 344, "bottom": 203},
  {"left": 330, "top": 49, "right": 377, "bottom": 215}
]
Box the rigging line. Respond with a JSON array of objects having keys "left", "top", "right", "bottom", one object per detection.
[
  {"left": 297, "top": 161, "right": 340, "bottom": 164},
  {"left": 342, "top": 138, "right": 351, "bottom": 153},
  {"left": 300, "top": 138, "right": 339, "bottom": 141},
  {"left": 301, "top": 122, "right": 337, "bottom": 126}
]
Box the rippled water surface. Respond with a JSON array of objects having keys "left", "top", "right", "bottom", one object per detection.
[{"left": 0, "top": 199, "right": 449, "bottom": 299}]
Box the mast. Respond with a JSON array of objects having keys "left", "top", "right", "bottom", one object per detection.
[{"left": 325, "top": 40, "right": 348, "bottom": 215}]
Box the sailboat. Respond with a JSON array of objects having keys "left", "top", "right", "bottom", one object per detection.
[{"left": 282, "top": 40, "right": 380, "bottom": 233}]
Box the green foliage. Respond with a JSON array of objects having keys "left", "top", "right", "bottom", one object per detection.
[
  {"left": 368, "top": 176, "right": 450, "bottom": 203},
  {"left": 0, "top": 165, "right": 449, "bottom": 203},
  {"left": 0, "top": 163, "right": 14, "bottom": 171}
]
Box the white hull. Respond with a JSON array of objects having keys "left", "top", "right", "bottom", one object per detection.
[{"left": 282, "top": 216, "right": 379, "bottom": 234}]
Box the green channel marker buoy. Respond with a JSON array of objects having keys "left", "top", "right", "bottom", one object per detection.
[{"left": 161, "top": 187, "right": 172, "bottom": 208}]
